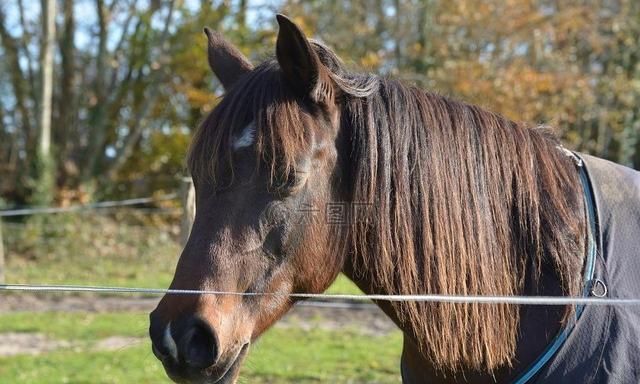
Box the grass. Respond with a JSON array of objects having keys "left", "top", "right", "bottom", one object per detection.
[
  {"left": 326, "top": 274, "right": 363, "bottom": 295},
  {"left": 0, "top": 312, "right": 148, "bottom": 340},
  {"left": 2, "top": 212, "right": 363, "bottom": 295},
  {"left": 245, "top": 328, "right": 401, "bottom": 383},
  {"left": 3, "top": 212, "right": 181, "bottom": 288},
  {"left": 0, "top": 312, "right": 402, "bottom": 384},
  {"left": 0, "top": 346, "right": 166, "bottom": 384}
]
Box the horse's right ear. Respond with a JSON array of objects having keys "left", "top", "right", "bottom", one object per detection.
[
  {"left": 275, "top": 14, "right": 331, "bottom": 103},
  {"left": 204, "top": 27, "right": 253, "bottom": 90}
]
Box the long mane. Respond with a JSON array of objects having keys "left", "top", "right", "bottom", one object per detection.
[
  {"left": 188, "top": 42, "right": 586, "bottom": 372},
  {"left": 342, "top": 77, "right": 586, "bottom": 370}
]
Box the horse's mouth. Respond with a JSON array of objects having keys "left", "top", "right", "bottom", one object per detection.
[
  {"left": 162, "top": 343, "right": 250, "bottom": 384},
  {"left": 205, "top": 343, "right": 250, "bottom": 384}
]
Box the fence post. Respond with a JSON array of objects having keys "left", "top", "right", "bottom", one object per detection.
[
  {"left": 0, "top": 219, "right": 5, "bottom": 283},
  {"left": 180, "top": 177, "right": 195, "bottom": 247}
]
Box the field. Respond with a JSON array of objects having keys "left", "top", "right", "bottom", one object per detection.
[
  {"left": 0, "top": 311, "right": 402, "bottom": 383},
  {"left": 0, "top": 212, "right": 401, "bottom": 383},
  {"left": 1, "top": 211, "right": 362, "bottom": 294}
]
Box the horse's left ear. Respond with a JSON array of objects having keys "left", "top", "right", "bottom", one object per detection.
[
  {"left": 204, "top": 27, "right": 253, "bottom": 90},
  {"left": 276, "top": 14, "right": 331, "bottom": 103}
]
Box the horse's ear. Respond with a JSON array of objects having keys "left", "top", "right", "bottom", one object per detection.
[
  {"left": 275, "top": 14, "right": 330, "bottom": 103},
  {"left": 204, "top": 27, "right": 253, "bottom": 90}
]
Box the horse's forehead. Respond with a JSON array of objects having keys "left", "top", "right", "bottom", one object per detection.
[{"left": 232, "top": 122, "right": 255, "bottom": 150}]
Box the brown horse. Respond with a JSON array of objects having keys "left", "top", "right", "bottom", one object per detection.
[{"left": 149, "top": 14, "right": 591, "bottom": 383}]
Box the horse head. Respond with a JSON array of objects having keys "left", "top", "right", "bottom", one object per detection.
[{"left": 149, "top": 15, "right": 356, "bottom": 383}]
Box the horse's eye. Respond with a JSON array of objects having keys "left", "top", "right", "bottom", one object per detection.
[
  {"left": 262, "top": 226, "right": 284, "bottom": 259},
  {"left": 281, "top": 170, "right": 308, "bottom": 194}
]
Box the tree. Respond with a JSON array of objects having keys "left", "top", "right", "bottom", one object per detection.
[
  {"left": 33, "top": 0, "right": 56, "bottom": 205},
  {"left": 283, "top": 0, "right": 640, "bottom": 168},
  {"left": 0, "top": 1, "right": 638, "bottom": 206}
]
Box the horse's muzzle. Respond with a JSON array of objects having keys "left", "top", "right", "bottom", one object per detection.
[{"left": 149, "top": 311, "right": 249, "bottom": 383}]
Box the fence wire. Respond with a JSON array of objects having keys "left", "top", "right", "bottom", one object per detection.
[
  {"left": 2, "top": 283, "right": 640, "bottom": 306},
  {"left": 2, "top": 192, "right": 640, "bottom": 307},
  {"left": 0, "top": 194, "right": 178, "bottom": 217}
]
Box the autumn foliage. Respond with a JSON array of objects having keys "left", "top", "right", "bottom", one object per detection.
[{"left": 0, "top": 1, "right": 638, "bottom": 205}]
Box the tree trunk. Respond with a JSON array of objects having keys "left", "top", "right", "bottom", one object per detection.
[
  {"left": 393, "top": 0, "right": 402, "bottom": 71},
  {"left": 39, "top": 0, "right": 55, "bottom": 165},
  {"left": 58, "top": 0, "right": 76, "bottom": 172},
  {"left": 17, "top": 0, "right": 39, "bottom": 112},
  {"left": 237, "top": 0, "right": 247, "bottom": 30},
  {"left": 0, "top": 8, "right": 33, "bottom": 162},
  {"left": 34, "top": 0, "right": 57, "bottom": 204},
  {"left": 81, "top": 0, "right": 109, "bottom": 185}
]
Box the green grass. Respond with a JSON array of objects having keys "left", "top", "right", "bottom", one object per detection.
[
  {"left": 326, "top": 274, "right": 363, "bottom": 295},
  {"left": 0, "top": 312, "right": 402, "bottom": 384},
  {"left": 3, "top": 213, "right": 181, "bottom": 288},
  {"left": 0, "top": 346, "right": 166, "bottom": 384},
  {"left": 0, "top": 312, "right": 148, "bottom": 340},
  {"left": 244, "top": 328, "right": 401, "bottom": 383},
  {"left": 3, "top": 213, "right": 363, "bottom": 295}
]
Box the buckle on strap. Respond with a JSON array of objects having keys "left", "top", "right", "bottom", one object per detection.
[{"left": 556, "top": 145, "right": 583, "bottom": 167}]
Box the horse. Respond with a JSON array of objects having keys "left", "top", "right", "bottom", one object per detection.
[{"left": 149, "top": 14, "right": 640, "bottom": 384}]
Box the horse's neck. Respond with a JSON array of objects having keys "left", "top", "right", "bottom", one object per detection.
[{"left": 342, "top": 260, "right": 567, "bottom": 383}]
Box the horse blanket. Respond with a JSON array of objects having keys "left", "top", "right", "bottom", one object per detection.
[{"left": 534, "top": 154, "right": 640, "bottom": 383}]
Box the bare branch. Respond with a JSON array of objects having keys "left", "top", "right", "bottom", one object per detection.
[{"left": 103, "top": 0, "right": 177, "bottom": 180}]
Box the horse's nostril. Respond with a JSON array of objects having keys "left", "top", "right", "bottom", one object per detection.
[
  {"left": 180, "top": 319, "right": 218, "bottom": 369},
  {"left": 149, "top": 313, "right": 175, "bottom": 362}
]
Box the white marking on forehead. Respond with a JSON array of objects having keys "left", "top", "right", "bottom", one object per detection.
[{"left": 232, "top": 122, "right": 256, "bottom": 150}]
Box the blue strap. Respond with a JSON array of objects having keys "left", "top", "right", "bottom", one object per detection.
[{"left": 512, "top": 158, "right": 598, "bottom": 384}]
